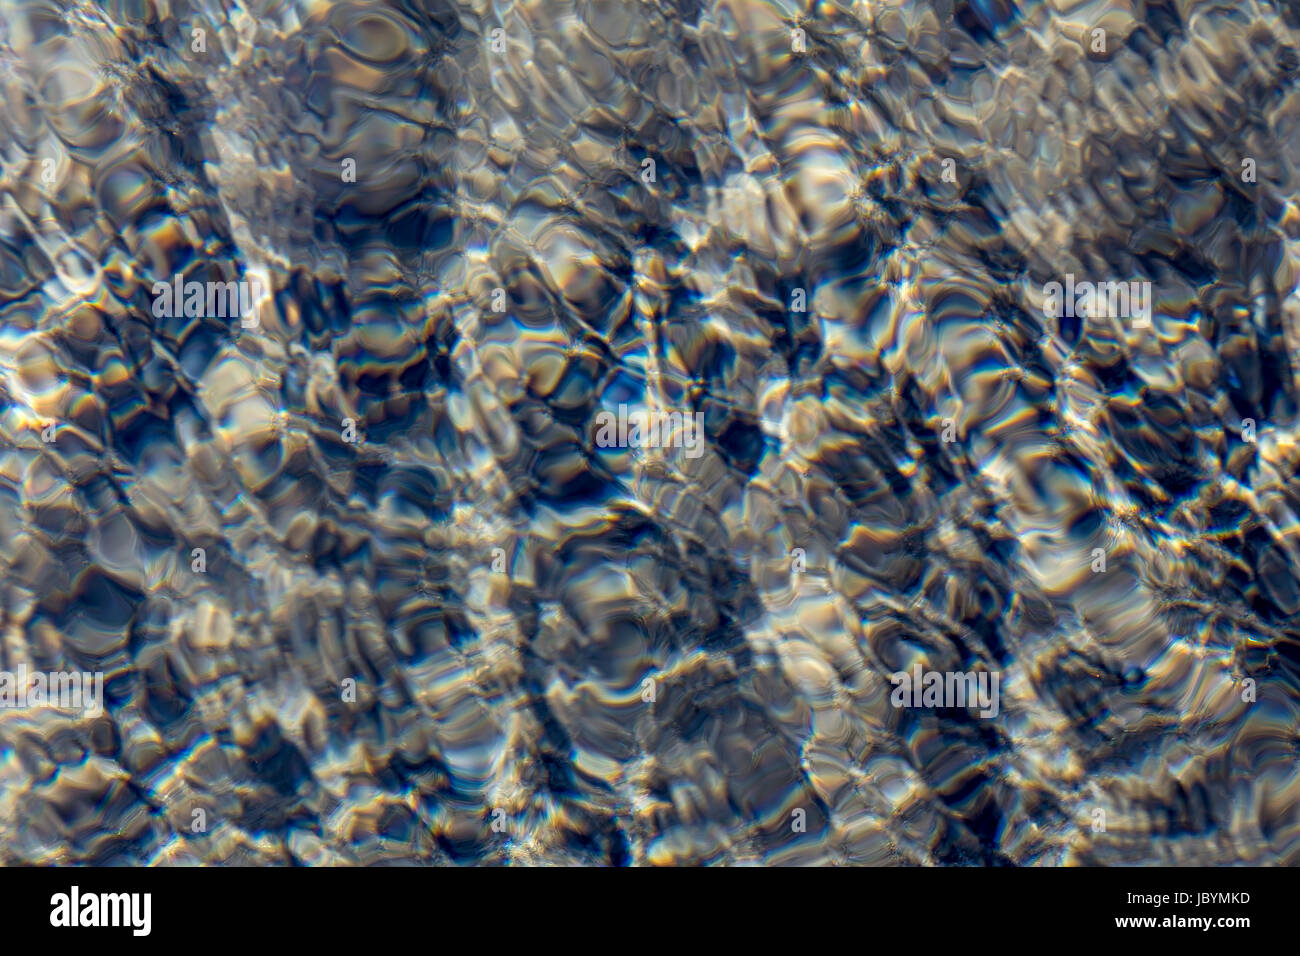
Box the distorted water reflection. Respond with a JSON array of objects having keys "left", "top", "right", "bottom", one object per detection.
[{"left": 0, "top": 0, "right": 1297, "bottom": 865}]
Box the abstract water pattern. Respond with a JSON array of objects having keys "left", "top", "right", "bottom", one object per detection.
[{"left": 0, "top": 0, "right": 1297, "bottom": 865}]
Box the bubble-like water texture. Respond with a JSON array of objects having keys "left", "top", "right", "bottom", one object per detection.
[{"left": 0, "top": 0, "right": 1297, "bottom": 865}]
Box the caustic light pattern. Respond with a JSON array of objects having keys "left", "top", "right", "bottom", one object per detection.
[{"left": 0, "top": 0, "right": 1298, "bottom": 866}]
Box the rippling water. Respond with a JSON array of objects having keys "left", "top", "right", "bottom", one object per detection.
[{"left": 0, "top": 0, "right": 1298, "bottom": 866}]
